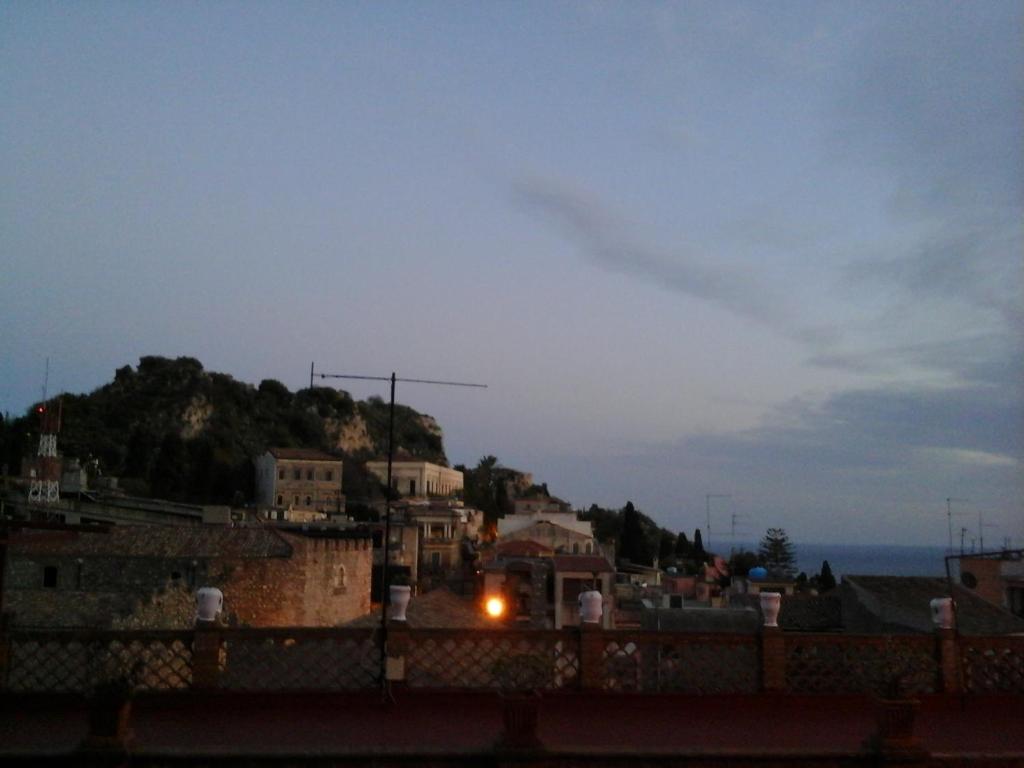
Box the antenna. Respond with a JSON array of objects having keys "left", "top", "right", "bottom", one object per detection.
[
  {"left": 946, "top": 498, "right": 969, "bottom": 555},
  {"left": 309, "top": 367, "right": 487, "bottom": 698},
  {"left": 977, "top": 511, "right": 998, "bottom": 553},
  {"left": 729, "top": 511, "right": 751, "bottom": 554},
  {"left": 28, "top": 359, "right": 61, "bottom": 506},
  {"left": 705, "top": 494, "right": 730, "bottom": 551}
]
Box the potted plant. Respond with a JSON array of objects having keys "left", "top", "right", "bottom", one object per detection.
[
  {"left": 492, "top": 654, "right": 549, "bottom": 751},
  {"left": 388, "top": 572, "right": 413, "bottom": 622},
  {"left": 865, "top": 652, "right": 925, "bottom": 758},
  {"left": 80, "top": 653, "right": 143, "bottom": 751}
]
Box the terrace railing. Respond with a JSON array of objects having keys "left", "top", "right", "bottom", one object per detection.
[{"left": 1, "top": 622, "right": 1021, "bottom": 696}]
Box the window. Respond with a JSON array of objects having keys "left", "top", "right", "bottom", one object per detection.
[
  {"left": 409, "top": 479, "right": 416, "bottom": 495},
  {"left": 431, "top": 551, "right": 441, "bottom": 568},
  {"left": 572, "top": 542, "right": 580, "bottom": 554},
  {"left": 277, "top": 494, "right": 283, "bottom": 505},
  {"left": 278, "top": 469, "right": 285, "bottom": 480},
  {"left": 306, "top": 469, "right": 314, "bottom": 480},
  {"left": 585, "top": 542, "right": 593, "bottom": 554},
  {"left": 293, "top": 468, "right": 301, "bottom": 480},
  {"left": 333, "top": 564, "right": 347, "bottom": 593},
  {"left": 293, "top": 495, "right": 299, "bottom": 505},
  {"left": 324, "top": 470, "right": 333, "bottom": 482},
  {"left": 304, "top": 495, "right": 312, "bottom": 506},
  {"left": 42, "top": 566, "right": 58, "bottom": 588}
]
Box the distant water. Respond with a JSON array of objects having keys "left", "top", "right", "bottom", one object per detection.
[{"left": 731, "top": 542, "right": 950, "bottom": 578}]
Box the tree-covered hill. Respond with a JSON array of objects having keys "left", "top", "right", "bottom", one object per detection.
[{"left": 0, "top": 356, "right": 448, "bottom": 505}]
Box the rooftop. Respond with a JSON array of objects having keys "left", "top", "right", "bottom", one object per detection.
[
  {"left": 267, "top": 447, "right": 341, "bottom": 462},
  {"left": 10, "top": 525, "right": 295, "bottom": 559}
]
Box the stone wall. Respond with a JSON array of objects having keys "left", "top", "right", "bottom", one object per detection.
[{"left": 4, "top": 529, "right": 372, "bottom": 629}]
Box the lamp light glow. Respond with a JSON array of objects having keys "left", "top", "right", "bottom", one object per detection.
[{"left": 485, "top": 596, "right": 505, "bottom": 618}]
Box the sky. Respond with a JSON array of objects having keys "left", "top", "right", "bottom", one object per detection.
[{"left": 2, "top": 2, "right": 1021, "bottom": 547}]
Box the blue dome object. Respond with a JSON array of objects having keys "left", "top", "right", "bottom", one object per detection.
[{"left": 748, "top": 566, "right": 768, "bottom": 581}]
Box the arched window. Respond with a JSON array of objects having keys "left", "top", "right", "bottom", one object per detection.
[
  {"left": 572, "top": 542, "right": 580, "bottom": 554},
  {"left": 585, "top": 541, "right": 593, "bottom": 554},
  {"left": 333, "top": 564, "right": 347, "bottom": 593}
]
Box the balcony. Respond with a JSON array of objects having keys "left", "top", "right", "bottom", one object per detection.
[{"left": 1, "top": 623, "right": 1022, "bottom": 764}]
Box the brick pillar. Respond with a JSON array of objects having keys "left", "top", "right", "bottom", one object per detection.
[
  {"left": 386, "top": 620, "right": 409, "bottom": 684},
  {"left": 761, "top": 626, "right": 786, "bottom": 692},
  {"left": 192, "top": 622, "right": 222, "bottom": 690},
  {"left": 579, "top": 622, "right": 605, "bottom": 690},
  {"left": 936, "top": 628, "right": 963, "bottom": 694}
]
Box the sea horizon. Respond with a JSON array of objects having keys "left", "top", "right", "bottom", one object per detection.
[{"left": 724, "top": 541, "right": 958, "bottom": 578}]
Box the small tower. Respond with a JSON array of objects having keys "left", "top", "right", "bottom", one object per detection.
[{"left": 28, "top": 365, "right": 61, "bottom": 504}]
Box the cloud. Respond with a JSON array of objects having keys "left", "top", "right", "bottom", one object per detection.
[{"left": 512, "top": 175, "right": 838, "bottom": 345}]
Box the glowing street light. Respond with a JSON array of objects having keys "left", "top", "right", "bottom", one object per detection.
[{"left": 485, "top": 596, "right": 505, "bottom": 618}]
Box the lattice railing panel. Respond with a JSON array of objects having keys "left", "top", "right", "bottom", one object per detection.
[
  {"left": 785, "top": 635, "right": 938, "bottom": 695},
  {"left": 603, "top": 633, "right": 758, "bottom": 693},
  {"left": 406, "top": 630, "right": 578, "bottom": 689},
  {"left": 961, "top": 637, "right": 1024, "bottom": 693},
  {"left": 7, "top": 632, "right": 193, "bottom": 693},
  {"left": 219, "top": 629, "right": 378, "bottom": 690}
]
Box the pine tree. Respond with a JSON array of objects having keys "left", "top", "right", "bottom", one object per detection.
[
  {"left": 758, "top": 528, "right": 796, "bottom": 579},
  {"left": 619, "top": 501, "right": 649, "bottom": 564},
  {"left": 818, "top": 560, "right": 836, "bottom": 592},
  {"left": 674, "top": 531, "right": 691, "bottom": 557},
  {"left": 692, "top": 528, "right": 705, "bottom": 559},
  {"left": 658, "top": 530, "right": 676, "bottom": 562}
]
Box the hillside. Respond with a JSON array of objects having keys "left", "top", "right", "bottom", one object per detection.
[{"left": 0, "top": 356, "right": 447, "bottom": 505}]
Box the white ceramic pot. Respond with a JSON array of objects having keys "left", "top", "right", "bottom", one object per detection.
[
  {"left": 579, "top": 590, "right": 603, "bottom": 623},
  {"left": 760, "top": 592, "right": 781, "bottom": 627},
  {"left": 390, "top": 584, "right": 412, "bottom": 622},
  {"left": 929, "top": 597, "right": 954, "bottom": 629},
  {"left": 196, "top": 587, "right": 224, "bottom": 623}
]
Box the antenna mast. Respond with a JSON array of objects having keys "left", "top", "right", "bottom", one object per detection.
[
  {"left": 309, "top": 366, "right": 487, "bottom": 699},
  {"left": 28, "top": 359, "right": 61, "bottom": 505}
]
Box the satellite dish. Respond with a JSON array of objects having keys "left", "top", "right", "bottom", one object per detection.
[{"left": 961, "top": 571, "right": 978, "bottom": 589}]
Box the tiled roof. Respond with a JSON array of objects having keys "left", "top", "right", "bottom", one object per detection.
[
  {"left": 11, "top": 525, "right": 294, "bottom": 559},
  {"left": 779, "top": 594, "right": 843, "bottom": 632},
  {"left": 345, "top": 587, "right": 491, "bottom": 629},
  {"left": 495, "top": 539, "right": 554, "bottom": 558},
  {"left": 844, "top": 575, "right": 1024, "bottom": 635},
  {"left": 553, "top": 554, "right": 614, "bottom": 573},
  {"left": 268, "top": 447, "right": 341, "bottom": 462}
]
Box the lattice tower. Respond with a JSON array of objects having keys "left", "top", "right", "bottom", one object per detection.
[{"left": 28, "top": 399, "right": 61, "bottom": 504}]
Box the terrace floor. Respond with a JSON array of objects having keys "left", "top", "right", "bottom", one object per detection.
[{"left": 2, "top": 690, "right": 1022, "bottom": 765}]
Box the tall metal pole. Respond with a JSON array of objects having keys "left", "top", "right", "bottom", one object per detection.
[
  {"left": 309, "top": 368, "right": 486, "bottom": 697},
  {"left": 946, "top": 497, "right": 968, "bottom": 555},
  {"left": 705, "top": 494, "right": 730, "bottom": 551},
  {"left": 379, "top": 373, "right": 396, "bottom": 687}
]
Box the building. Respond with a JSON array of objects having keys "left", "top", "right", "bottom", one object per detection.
[
  {"left": 497, "top": 512, "right": 597, "bottom": 554},
  {"left": 4, "top": 524, "right": 373, "bottom": 629},
  {"left": 553, "top": 554, "right": 615, "bottom": 629},
  {"left": 956, "top": 550, "right": 1024, "bottom": 617},
  {"left": 254, "top": 448, "right": 344, "bottom": 518},
  {"left": 402, "top": 501, "right": 482, "bottom": 575},
  {"left": 364, "top": 458, "right": 462, "bottom": 498},
  {"left": 512, "top": 496, "right": 571, "bottom": 515},
  {"left": 840, "top": 575, "right": 1024, "bottom": 635}
]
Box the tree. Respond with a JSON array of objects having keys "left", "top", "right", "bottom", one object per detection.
[
  {"left": 658, "top": 529, "right": 676, "bottom": 562},
  {"left": 728, "top": 549, "right": 760, "bottom": 577},
  {"left": 692, "top": 528, "right": 705, "bottom": 560},
  {"left": 818, "top": 560, "right": 836, "bottom": 592},
  {"left": 758, "top": 528, "right": 797, "bottom": 579},
  {"left": 619, "top": 501, "right": 651, "bottom": 564},
  {"left": 674, "top": 531, "right": 691, "bottom": 557}
]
